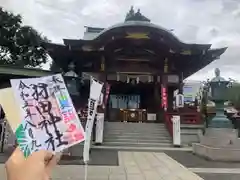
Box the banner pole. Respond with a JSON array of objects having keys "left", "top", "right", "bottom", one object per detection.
[{"left": 84, "top": 162, "right": 88, "bottom": 180}]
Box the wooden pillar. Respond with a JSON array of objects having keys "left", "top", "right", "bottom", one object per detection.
[
  {"left": 167, "top": 86, "right": 173, "bottom": 111},
  {"left": 98, "top": 56, "right": 106, "bottom": 114},
  {"left": 94, "top": 56, "right": 106, "bottom": 145},
  {"left": 153, "top": 75, "right": 162, "bottom": 122},
  {"left": 178, "top": 73, "right": 184, "bottom": 94}
]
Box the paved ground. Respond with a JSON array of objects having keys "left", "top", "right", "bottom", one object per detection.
[
  {"left": 60, "top": 149, "right": 119, "bottom": 166},
  {"left": 197, "top": 173, "right": 240, "bottom": 180},
  {"left": 0, "top": 151, "right": 203, "bottom": 180},
  {"left": 0, "top": 148, "right": 119, "bottom": 166},
  {"left": 2, "top": 149, "right": 240, "bottom": 179},
  {"left": 165, "top": 151, "right": 240, "bottom": 168}
]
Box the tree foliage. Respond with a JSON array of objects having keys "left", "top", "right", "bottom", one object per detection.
[
  {"left": 0, "top": 7, "right": 50, "bottom": 67},
  {"left": 50, "top": 60, "right": 62, "bottom": 72},
  {"left": 225, "top": 83, "right": 240, "bottom": 109}
]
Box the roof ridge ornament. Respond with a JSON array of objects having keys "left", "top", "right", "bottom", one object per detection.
[{"left": 125, "top": 6, "right": 150, "bottom": 22}]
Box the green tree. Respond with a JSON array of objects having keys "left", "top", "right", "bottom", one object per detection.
[
  {"left": 226, "top": 83, "right": 240, "bottom": 109},
  {"left": 50, "top": 60, "right": 62, "bottom": 72},
  {"left": 0, "top": 7, "right": 49, "bottom": 67}
]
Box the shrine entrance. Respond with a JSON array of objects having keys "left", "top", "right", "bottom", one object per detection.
[{"left": 106, "top": 81, "right": 161, "bottom": 122}]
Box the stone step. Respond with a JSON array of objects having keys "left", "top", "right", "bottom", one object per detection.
[
  {"left": 103, "top": 122, "right": 172, "bottom": 148},
  {"left": 104, "top": 129, "right": 168, "bottom": 134},
  {"left": 105, "top": 125, "right": 167, "bottom": 128},
  {"left": 105, "top": 128, "right": 167, "bottom": 132},
  {"left": 103, "top": 141, "right": 172, "bottom": 147},
  {"left": 181, "top": 128, "right": 202, "bottom": 134},
  {"left": 104, "top": 135, "right": 171, "bottom": 141},
  {"left": 105, "top": 125, "right": 167, "bottom": 129},
  {"left": 104, "top": 126, "right": 166, "bottom": 131},
  {"left": 180, "top": 124, "right": 204, "bottom": 129},
  {"left": 104, "top": 134, "right": 170, "bottom": 139},
  {"left": 104, "top": 132, "right": 170, "bottom": 137},
  {"left": 105, "top": 131, "right": 168, "bottom": 135},
  {"left": 93, "top": 145, "right": 192, "bottom": 151},
  {"left": 104, "top": 135, "right": 171, "bottom": 139},
  {"left": 105, "top": 122, "right": 165, "bottom": 125},
  {"left": 105, "top": 126, "right": 167, "bottom": 129},
  {"left": 104, "top": 138, "right": 171, "bottom": 143},
  {"left": 105, "top": 124, "right": 166, "bottom": 128}
]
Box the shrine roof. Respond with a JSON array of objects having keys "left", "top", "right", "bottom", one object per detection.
[
  {"left": 0, "top": 65, "right": 53, "bottom": 77},
  {"left": 43, "top": 6, "right": 223, "bottom": 54},
  {"left": 41, "top": 7, "right": 228, "bottom": 79},
  {"left": 183, "top": 47, "right": 227, "bottom": 78},
  {"left": 62, "top": 21, "right": 212, "bottom": 52}
]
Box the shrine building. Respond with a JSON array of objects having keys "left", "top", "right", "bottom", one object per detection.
[{"left": 43, "top": 7, "right": 226, "bottom": 127}]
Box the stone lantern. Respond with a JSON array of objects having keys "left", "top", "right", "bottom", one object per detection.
[
  {"left": 208, "top": 68, "right": 232, "bottom": 128},
  {"left": 64, "top": 62, "right": 81, "bottom": 96}
]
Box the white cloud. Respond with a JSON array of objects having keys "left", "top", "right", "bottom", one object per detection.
[{"left": 1, "top": 0, "right": 240, "bottom": 81}]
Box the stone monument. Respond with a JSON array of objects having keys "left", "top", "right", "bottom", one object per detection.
[{"left": 193, "top": 68, "right": 240, "bottom": 161}]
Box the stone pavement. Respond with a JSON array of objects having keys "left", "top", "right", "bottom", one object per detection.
[
  {"left": 190, "top": 168, "right": 240, "bottom": 174},
  {"left": 0, "top": 151, "right": 203, "bottom": 180}
]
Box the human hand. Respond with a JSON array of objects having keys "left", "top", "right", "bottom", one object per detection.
[{"left": 5, "top": 147, "right": 60, "bottom": 180}]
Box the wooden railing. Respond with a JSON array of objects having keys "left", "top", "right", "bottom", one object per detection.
[
  {"left": 164, "top": 113, "right": 173, "bottom": 138},
  {"left": 180, "top": 112, "right": 202, "bottom": 124},
  {"left": 164, "top": 111, "right": 202, "bottom": 138}
]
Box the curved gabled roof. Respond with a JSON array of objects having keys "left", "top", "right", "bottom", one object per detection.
[{"left": 95, "top": 21, "right": 177, "bottom": 40}]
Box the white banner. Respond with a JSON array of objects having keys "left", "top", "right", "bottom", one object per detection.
[
  {"left": 95, "top": 113, "right": 104, "bottom": 144},
  {"left": 176, "top": 94, "right": 184, "bottom": 108},
  {"left": 83, "top": 77, "right": 103, "bottom": 163}
]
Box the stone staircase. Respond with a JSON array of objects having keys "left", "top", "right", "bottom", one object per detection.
[
  {"left": 102, "top": 122, "right": 173, "bottom": 150},
  {"left": 181, "top": 124, "right": 204, "bottom": 145}
]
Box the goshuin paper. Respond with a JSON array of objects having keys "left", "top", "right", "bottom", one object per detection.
[{"left": 11, "top": 74, "right": 85, "bottom": 157}]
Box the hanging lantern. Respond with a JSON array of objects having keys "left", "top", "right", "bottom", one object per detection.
[
  {"left": 164, "top": 58, "right": 168, "bottom": 73},
  {"left": 100, "top": 57, "right": 105, "bottom": 71}
]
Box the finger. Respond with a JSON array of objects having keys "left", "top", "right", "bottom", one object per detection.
[
  {"left": 5, "top": 147, "right": 25, "bottom": 168},
  {"left": 27, "top": 150, "right": 54, "bottom": 163},
  {"left": 45, "top": 154, "right": 61, "bottom": 176}
]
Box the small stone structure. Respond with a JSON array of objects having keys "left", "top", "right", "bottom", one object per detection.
[
  {"left": 211, "top": 68, "right": 226, "bottom": 82},
  {"left": 193, "top": 128, "right": 240, "bottom": 161}
]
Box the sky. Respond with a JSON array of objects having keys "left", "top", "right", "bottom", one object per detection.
[{"left": 1, "top": 0, "right": 240, "bottom": 81}]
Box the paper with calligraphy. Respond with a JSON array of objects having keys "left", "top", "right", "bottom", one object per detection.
[{"left": 11, "top": 74, "right": 85, "bottom": 157}]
